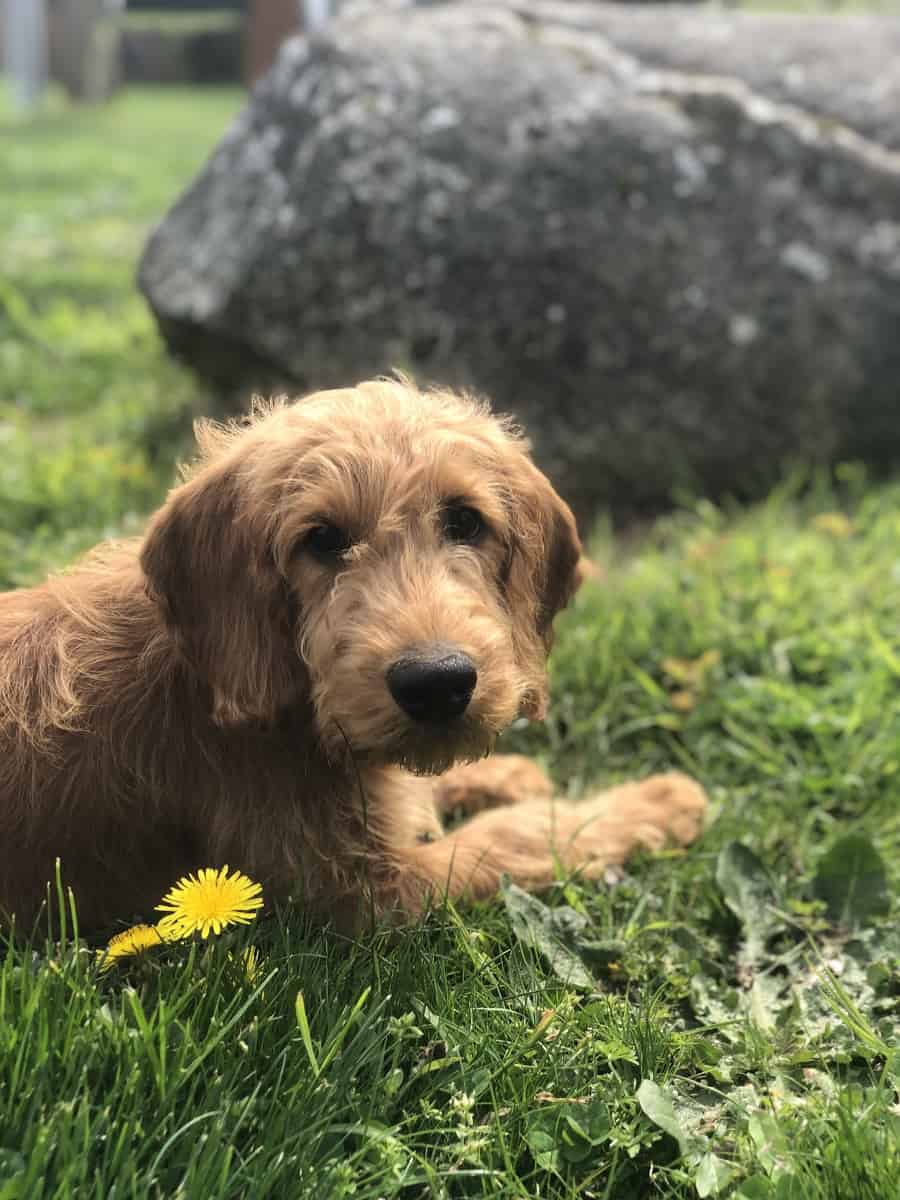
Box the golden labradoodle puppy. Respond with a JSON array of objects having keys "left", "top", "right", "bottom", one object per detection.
[{"left": 0, "top": 378, "right": 705, "bottom": 933}]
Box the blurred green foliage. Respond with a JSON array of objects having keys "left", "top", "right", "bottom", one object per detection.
[{"left": 0, "top": 86, "right": 242, "bottom": 586}]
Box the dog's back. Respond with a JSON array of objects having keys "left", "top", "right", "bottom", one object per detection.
[{"left": 0, "top": 553, "right": 199, "bottom": 930}]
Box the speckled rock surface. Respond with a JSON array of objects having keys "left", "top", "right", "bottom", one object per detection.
[
  {"left": 569, "top": 3, "right": 900, "bottom": 151},
  {"left": 139, "top": 1, "right": 900, "bottom": 517}
]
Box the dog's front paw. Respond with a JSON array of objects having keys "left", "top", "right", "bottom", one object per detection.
[
  {"left": 563, "top": 772, "right": 707, "bottom": 872},
  {"left": 632, "top": 771, "right": 708, "bottom": 847},
  {"left": 435, "top": 754, "right": 554, "bottom": 816}
]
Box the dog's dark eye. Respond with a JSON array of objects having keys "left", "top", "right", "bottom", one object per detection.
[
  {"left": 304, "top": 524, "right": 353, "bottom": 558},
  {"left": 442, "top": 504, "right": 485, "bottom": 545}
]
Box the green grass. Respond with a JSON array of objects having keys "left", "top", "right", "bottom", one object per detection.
[
  {"left": 1, "top": 89, "right": 898, "bottom": 1199},
  {"left": 0, "top": 85, "right": 242, "bottom": 587}
]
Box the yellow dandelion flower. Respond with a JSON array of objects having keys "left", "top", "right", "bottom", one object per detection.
[
  {"left": 155, "top": 866, "right": 263, "bottom": 940},
  {"left": 813, "top": 512, "right": 854, "bottom": 539},
  {"left": 228, "top": 945, "right": 263, "bottom": 985},
  {"left": 240, "top": 945, "right": 262, "bottom": 982},
  {"left": 670, "top": 689, "right": 696, "bottom": 713},
  {"left": 97, "top": 923, "right": 164, "bottom": 973}
]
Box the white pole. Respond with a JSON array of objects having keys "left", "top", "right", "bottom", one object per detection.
[
  {"left": 302, "top": 0, "right": 332, "bottom": 35},
  {"left": 4, "top": 0, "right": 49, "bottom": 111}
]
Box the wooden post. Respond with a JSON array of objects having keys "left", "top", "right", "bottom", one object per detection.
[
  {"left": 48, "top": 0, "right": 122, "bottom": 102},
  {"left": 246, "top": 0, "right": 301, "bottom": 85},
  {"left": 4, "top": 0, "right": 49, "bottom": 111}
]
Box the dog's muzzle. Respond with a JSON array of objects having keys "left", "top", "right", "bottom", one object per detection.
[{"left": 386, "top": 646, "right": 477, "bottom": 723}]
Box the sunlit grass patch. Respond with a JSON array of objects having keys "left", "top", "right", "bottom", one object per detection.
[{"left": 0, "top": 85, "right": 897, "bottom": 1200}]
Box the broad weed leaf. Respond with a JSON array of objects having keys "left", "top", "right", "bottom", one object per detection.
[{"left": 812, "top": 834, "right": 889, "bottom": 929}]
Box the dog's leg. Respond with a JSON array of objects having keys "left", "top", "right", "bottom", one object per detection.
[
  {"left": 386, "top": 772, "right": 706, "bottom": 914},
  {"left": 433, "top": 754, "right": 554, "bottom": 818}
]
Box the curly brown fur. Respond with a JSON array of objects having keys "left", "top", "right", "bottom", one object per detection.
[{"left": 0, "top": 377, "right": 706, "bottom": 933}]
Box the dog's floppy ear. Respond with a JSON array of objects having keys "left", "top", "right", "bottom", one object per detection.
[
  {"left": 140, "top": 453, "right": 300, "bottom": 727},
  {"left": 533, "top": 478, "right": 582, "bottom": 643},
  {"left": 504, "top": 458, "right": 582, "bottom": 719}
]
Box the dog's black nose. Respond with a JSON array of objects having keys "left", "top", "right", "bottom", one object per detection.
[{"left": 386, "top": 648, "right": 478, "bottom": 722}]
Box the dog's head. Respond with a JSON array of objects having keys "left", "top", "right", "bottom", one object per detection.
[{"left": 140, "top": 378, "right": 581, "bottom": 774}]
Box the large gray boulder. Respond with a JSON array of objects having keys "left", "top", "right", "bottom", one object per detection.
[
  {"left": 139, "top": 1, "right": 900, "bottom": 518},
  {"left": 580, "top": 3, "right": 900, "bottom": 151}
]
